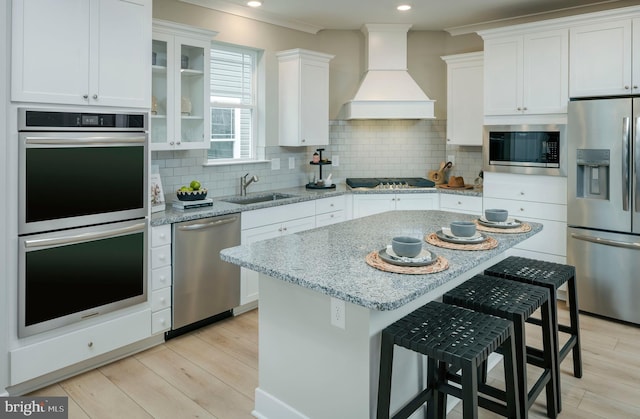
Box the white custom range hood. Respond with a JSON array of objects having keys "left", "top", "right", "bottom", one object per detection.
[{"left": 343, "top": 24, "right": 435, "bottom": 120}]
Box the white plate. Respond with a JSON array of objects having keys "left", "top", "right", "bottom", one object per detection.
[{"left": 478, "top": 217, "right": 522, "bottom": 229}]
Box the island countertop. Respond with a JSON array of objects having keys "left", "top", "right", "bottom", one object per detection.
[{"left": 220, "top": 210, "right": 541, "bottom": 311}]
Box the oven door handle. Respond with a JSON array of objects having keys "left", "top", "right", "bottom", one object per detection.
[
  {"left": 23, "top": 222, "right": 146, "bottom": 249},
  {"left": 24, "top": 135, "right": 146, "bottom": 145},
  {"left": 571, "top": 232, "right": 640, "bottom": 250}
]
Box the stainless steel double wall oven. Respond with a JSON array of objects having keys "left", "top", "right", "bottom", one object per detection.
[{"left": 18, "top": 108, "right": 149, "bottom": 338}]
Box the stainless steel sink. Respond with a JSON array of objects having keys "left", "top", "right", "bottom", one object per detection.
[{"left": 221, "top": 193, "right": 297, "bottom": 205}]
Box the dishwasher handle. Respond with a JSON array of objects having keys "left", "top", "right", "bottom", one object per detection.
[
  {"left": 571, "top": 232, "right": 640, "bottom": 250},
  {"left": 177, "top": 216, "right": 239, "bottom": 231}
]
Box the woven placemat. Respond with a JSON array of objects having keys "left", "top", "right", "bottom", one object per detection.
[
  {"left": 365, "top": 251, "right": 449, "bottom": 275},
  {"left": 474, "top": 220, "right": 532, "bottom": 234},
  {"left": 425, "top": 233, "right": 498, "bottom": 251}
]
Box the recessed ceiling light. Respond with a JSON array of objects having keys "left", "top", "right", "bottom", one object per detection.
[
  {"left": 397, "top": 4, "right": 412, "bottom": 12},
  {"left": 247, "top": 0, "right": 262, "bottom": 7}
]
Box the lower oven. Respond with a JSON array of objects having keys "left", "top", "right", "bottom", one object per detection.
[{"left": 18, "top": 219, "right": 148, "bottom": 338}]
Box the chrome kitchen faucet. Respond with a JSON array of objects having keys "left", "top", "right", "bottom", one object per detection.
[{"left": 241, "top": 173, "right": 259, "bottom": 196}]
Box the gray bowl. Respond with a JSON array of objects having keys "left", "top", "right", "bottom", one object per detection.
[
  {"left": 391, "top": 236, "right": 423, "bottom": 258},
  {"left": 450, "top": 221, "right": 477, "bottom": 237},
  {"left": 485, "top": 208, "right": 509, "bottom": 222}
]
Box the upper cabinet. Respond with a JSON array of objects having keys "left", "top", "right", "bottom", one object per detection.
[
  {"left": 482, "top": 29, "right": 568, "bottom": 116},
  {"left": 151, "top": 20, "right": 217, "bottom": 151},
  {"left": 11, "top": 0, "right": 151, "bottom": 108},
  {"left": 441, "top": 52, "right": 483, "bottom": 146},
  {"left": 569, "top": 18, "right": 639, "bottom": 97},
  {"left": 277, "top": 49, "right": 334, "bottom": 146}
]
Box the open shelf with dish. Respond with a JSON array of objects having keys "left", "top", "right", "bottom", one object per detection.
[{"left": 306, "top": 148, "right": 335, "bottom": 189}]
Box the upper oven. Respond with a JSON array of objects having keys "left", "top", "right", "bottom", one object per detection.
[
  {"left": 483, "top": 124, "right": 566, "bottom": 176},
  {"left": 18, "top": 108, "right": 148, "bottom": 235}
]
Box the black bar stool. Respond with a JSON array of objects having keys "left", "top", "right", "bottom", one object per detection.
[
  {"left": 443, "top": 274, "right": 558, "bottom": 419},
  {"left": 377, "top": 301, "right": 520, "bottom": 419},
  {"left": 484, "top": 256, "right": 582, "bottom": 409}
]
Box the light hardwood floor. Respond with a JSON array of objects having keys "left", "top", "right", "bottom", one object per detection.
[{"left": 29, "top": 304, "right": 640, "bottom": 418}]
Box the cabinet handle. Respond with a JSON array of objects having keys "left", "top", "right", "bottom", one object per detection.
[{"left": 88, "top": 341, "right": 93, "bottom": 348}]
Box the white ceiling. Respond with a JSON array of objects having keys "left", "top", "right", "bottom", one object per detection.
[{"left": 179, "top": 0, "right": 627, "bottom": 34}]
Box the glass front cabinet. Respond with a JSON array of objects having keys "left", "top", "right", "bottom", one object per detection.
[{"left": 151, "top": 20, "right": 217, "bottom": 150}]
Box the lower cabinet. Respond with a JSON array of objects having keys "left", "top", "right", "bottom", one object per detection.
[
  {"left": 10, "top": 309, "right": 150, "bottom": 385},
  {"left": 352, "top": 193, "right": 439, "bottom": 218},
  {"left": 150, "top": 224, "right": 172, "bottom": 334},
  {"left": 483, "top": 172, "right": 567, "bottom": 263},
  {"left": 439, "top": 193, "right": 482, "bottom": 215},
  {"left": 315, "top": 195, "right": 347, "bottom": 227},
  {"left": 240, "top": 201, "right": 316, "bottom": 307}
]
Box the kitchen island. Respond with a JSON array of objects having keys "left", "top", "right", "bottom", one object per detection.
[{"left": 220, "top": 210, "right": 541, "bottom": 419}]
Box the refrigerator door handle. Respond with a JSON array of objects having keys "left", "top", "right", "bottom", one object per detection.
[
  {"left": 623, "top": 117, "right": 631, "bottom": 211},
  {"left": 571, "top": 232, "right": 640, "bottom": 250},
  {"left": 635, "top": 116, "right": 640, "bottom": 213}
]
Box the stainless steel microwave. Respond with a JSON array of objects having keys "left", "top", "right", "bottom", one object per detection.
[{"left": 483, "top": 124, "right": 567, "bottom": 176}]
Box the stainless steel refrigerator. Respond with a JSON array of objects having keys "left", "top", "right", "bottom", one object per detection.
[{"left": 567, "top": 97, "right": 640, "bottom": 325}]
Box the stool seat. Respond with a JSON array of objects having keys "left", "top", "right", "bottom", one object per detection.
[
  {"left": 444, "top": 275, "right": 558, "bottom": 419},
  {"left": 377, "top": 301, "right": 520, "bottom": 419},
  {"left": 485, "top": 256, "right": 583, "bottom": 381}
]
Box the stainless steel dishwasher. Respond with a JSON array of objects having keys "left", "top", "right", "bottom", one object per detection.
[{"left": 170, "top": 213, "right": 241, "bottom": 337}]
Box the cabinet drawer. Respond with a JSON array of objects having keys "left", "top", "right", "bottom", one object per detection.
[
  {"left": 440, "top": 194, "right": 482, "bottom": 214},
  {"left": 316, "top": 196, "right": 345, "bottom": 214},
  {"left": 151, "top": 244, "right": 171, "bottom": 269},
  {"left": 483, "top": 173, "right": 566, "bottom": 204},
  {"left": 151, "top": 287, "right": 171, "bottom": 312},
  {"left": 483, "top": 198, "right": 566, "bottom": 222},
  {"left": 10, "top": 309, "right": 150, "bottom": 385},
  {"left": 152, "top": 265, "right": 172, "bottom": 290},
  {"left": 514, "top": 218, "right": 567, "bottom": 256},
  {"left": 242, "top": 201, "right": 316, "bottom": 229},
  {"left": 152, "top": 308, "right": 171, "bottom": 334},
  {"left": 316, "top": 210, "right": 346, "bottom": 227},
  {"left": 151, "top": 224, "right": 171, "bottom": 247}
]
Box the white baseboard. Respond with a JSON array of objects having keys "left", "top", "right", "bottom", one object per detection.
[{"left": 253, "top": 387, "right": 310, "bottom": 419}]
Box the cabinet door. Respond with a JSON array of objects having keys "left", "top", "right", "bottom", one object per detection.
[
  {"left": 91, "top": 0, "right": 150, "bottom": 108},
  {"left": 352, "top": 195, "right": 395, "bottom": 218},
  {"left": 395, "top": 193, "right": 438, "bottom": 210},
  {"left": 300, "top": 59, "right": 329, "bottom": 145},
  {"left": 12, "top": 0, "right": 90, "bottom": 105},
  {"left": 522, "top": 29, "right": 568, "bottom": 114},
  {"left": 240, "top": 223, "right": 281, "bottom": 305},
  {"left": 569, "top": 19, "right": 632, "bottom": 97},
  {"left": 444, "top": 53, "right": 483, "bottom": 145},
  {"left": 484, "top": 36, "right": 522, "bottom": 115}
]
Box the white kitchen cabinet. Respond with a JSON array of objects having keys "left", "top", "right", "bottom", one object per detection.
[
  {"left": 569, "top": 18, "right": 640, "bottom": 97},
  {"left": 239, "top": 201, "right": 316, "bottom": 308},
  {"left": 277, "top": 49, "right": 334, "bottom": 146},
  {"left": 483, "top": 172, "right": 567, "bottom": 263},
  {"left": 11, "top": 0, "right": 151, "bottom": 107},
  {"left": 352, "top": 193, "right": 439, "bottom": 219},
  {"left": 441, "top": 52, "right": 484, "bottom": 146},
  {"left": 10, "top": 308, "right": 150, "bottom": 385},
  {"left": 481, "top": 29, "right": 568, "bottom": 116},
  {"left": 439, "top": 193, "right": 482, "bottom": 215},
  {"left": 315, "top": 195, "right": 347, "bottom": 227},
  {"left": 150, "top": 224, "right": 172, "bottom": 334},
  {"left": 151, "top": 20, "right": 217, "bottom": 151}
]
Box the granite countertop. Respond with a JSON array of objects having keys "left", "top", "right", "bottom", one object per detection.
[
  {"left": 220, "top": 210, "right": 541, "bottom": 311},
  {"left": 151, "top": 184, "right": 481, "bottom": 226}
]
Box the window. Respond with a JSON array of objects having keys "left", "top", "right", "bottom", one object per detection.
[{"left": 208, "top": 43, "right": 258, "bottom": 162}]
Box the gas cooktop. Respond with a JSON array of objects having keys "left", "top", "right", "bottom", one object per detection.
[{"left": 346, "top": 177, "right": 435, "bottom": 189}]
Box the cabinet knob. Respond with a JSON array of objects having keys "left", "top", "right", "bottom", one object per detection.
[
  {"left": 160, "top": 275, "right": 167, "bottom": 283},
  {"left": 160, "top": 318, "right": 166, "bottom": 325},
  {"left": 457, "top": 201, "right": 462, "bottom": 205},
  {"left": 176, "top": 141, "right": 181, "bottom": 145},
  {"left": 83, "top": 94, "right": 89, "bottom": 99},
  {"left": 520, "top": 191, "right": 525, "bottom": 196},
  {"left": 330, "top": 203, "right": 334, "bottom": 207},
  {"left": 516, "top": 107, "right": 522, "bottom": 111},
  {"left": 634, "top": 85, "right": 639, "bottom": 89},
  {"left": 520, "top": 207, "right": 525, "bottom": 212},
  {"left": 625, "top": 85, "right": 631, "bottom": 90},
  {"left": 170, "top": 141, "right": 175, "bottom": 146},
  {"left": 283, "top": 227, "right": 287, "bottom": 231},
  {"left": 159, "top": 255, "right": 166, "bottom": 261},
  {"left": 88, "top": 341, "right": 94, "bottom": 348},
  {"left": 523, "top": 107, "right": 528, "bottom": 111},
  {"left": 160, "top": 297, "right": 166, "bottom": 304},
  {"left": 302, "top": 139, "right": 306, "bottom": 143},
  {"left": 93, "top": 94, "right": 98, "bottom": 99},
  {"left": 160, "top": 233, "right": 166, "bottom": 239}
]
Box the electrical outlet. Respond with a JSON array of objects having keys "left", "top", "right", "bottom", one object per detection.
[
  {"left": 289, "top": 157, "right": 295, "bottom": 169},
  {"left": 332, "top": 155, "right": 339, "bottom": 167},
  {"left": 447, "top": 155, "right": 455, "bottom": 166},
  {"left": 330, "top": 297, "right": 345, "bottom": 329},
  {"left": 271, "top": 158, "right": 280, "bottom": 170}
]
